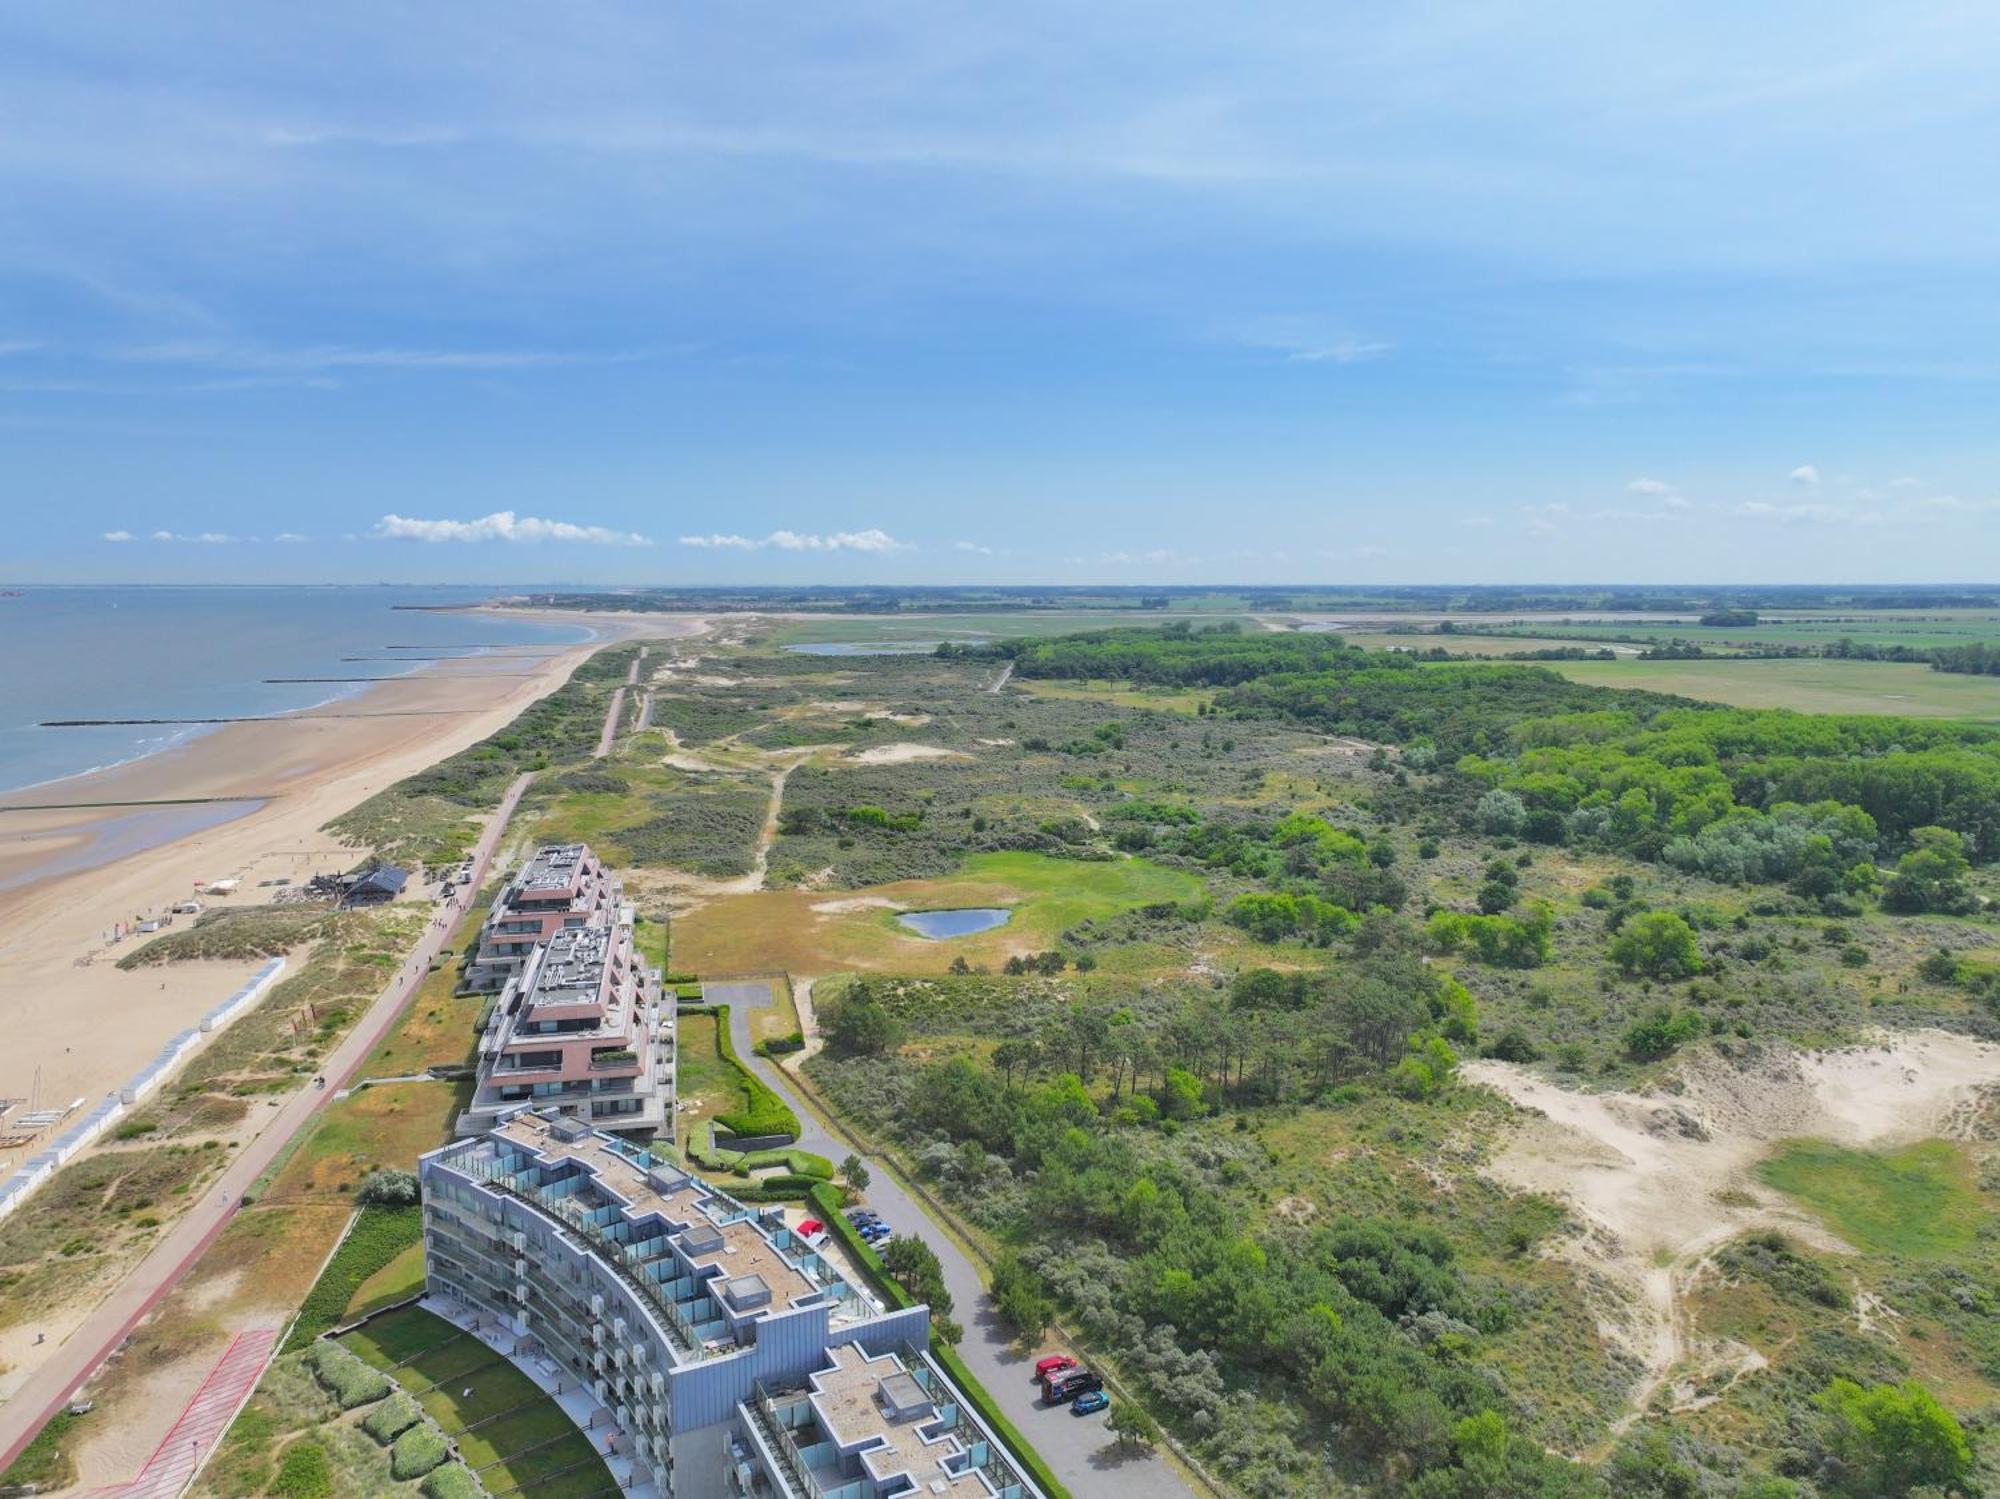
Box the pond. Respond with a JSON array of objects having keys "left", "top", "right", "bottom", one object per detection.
[{"left": 895, "top": 907, "right": 1013, "bottom": 939}]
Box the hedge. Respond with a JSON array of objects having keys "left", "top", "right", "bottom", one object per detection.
[
  {"left": 284, "top": 1205, "right": 424, "bottom": 1352},
  {"left": 391, "top": 1424, "right": 450, "bottom": 1481},
  {"left": 755, "top": 1032, "right": 806, "bottom": 1056},
  {"left": 710, "top": 1005, "right": 800, "bottom": 1140},
  {"left": 723, "top": 1174, "right": 825, "bottom": 1203},
  {"left": 420, "top": 1463, "right": 482, "bottom": 1499},
  {"left": 734, "top": 1147, "right": 834, "bottom": 1179},
  {"left": 804, "top": 1185, "right": 1070, "bottom": 1498},
  {"left": 361, "top": 1392, "right": 424, "bottom": 1445},
  {"left": 304, "top": 1342, "right": 390, "bottom": 1410}
]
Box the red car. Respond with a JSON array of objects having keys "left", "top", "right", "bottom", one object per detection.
[{"left": 1035, "top": 1354, "right": 1077, "bottom": 1379}]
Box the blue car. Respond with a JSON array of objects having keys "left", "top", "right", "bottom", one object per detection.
[{"left": 1071, "top": 1390, "right": 1110, "bottom": 1416}]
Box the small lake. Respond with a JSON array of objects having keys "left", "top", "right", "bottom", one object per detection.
[{"left": 896, "top": 907, "right": 1013, "bottom": 939}]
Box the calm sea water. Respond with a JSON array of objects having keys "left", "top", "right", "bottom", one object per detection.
[{"left": 0, "top": 586, "right": 594, "bottom": 795}]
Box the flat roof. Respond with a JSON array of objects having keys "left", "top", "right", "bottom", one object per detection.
[{"left": 811, "top": 1343, "right": 976, "bottom": 1492}]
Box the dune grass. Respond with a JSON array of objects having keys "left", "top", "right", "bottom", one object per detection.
[{"left": 1756, "top": 1138, "right": 1987, "bottom": 1258}]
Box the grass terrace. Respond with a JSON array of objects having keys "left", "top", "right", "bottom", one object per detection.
[{"left": 341, "top": 1305, "right": 618, "bottom": 1499}]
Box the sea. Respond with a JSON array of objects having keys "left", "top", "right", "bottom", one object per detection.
[{"left": 0, "top": 586, "right": 596, "bottom": 795}]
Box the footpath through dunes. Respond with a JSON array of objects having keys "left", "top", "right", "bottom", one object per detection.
[{"left": 1465, "top": 1031, "right": 2000, "bottom": 1421}]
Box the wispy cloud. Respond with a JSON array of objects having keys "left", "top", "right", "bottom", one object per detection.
[
  {"left": 147, "top": 529, "right": 245, "bottom": 543},
  {"left": 952, "top": 540, "right": 994, "bottom": 555},
  {"left": 1287, "top": 337, "right": 1393, "bottom": 365},
  {"left": 101, "top": 529, "right": 133, "bottom": 542},
  {"left": 1788, "top": 464, "right": 1821, "bottom": 486},
  {"left": 374, "top": 511, "right": 654, "bottom": 545},
  {"left": 678, "top": 529, "right": 908, "bottom": 552},
  {"left": 117, "top": 342, "right": 662, "bottom": 373}
]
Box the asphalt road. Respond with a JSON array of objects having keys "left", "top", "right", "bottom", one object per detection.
[{"left": 724, "top": 994, "right": 1200, "bottom": 1499}]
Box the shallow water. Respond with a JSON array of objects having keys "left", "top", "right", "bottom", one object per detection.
[{"left": 895, "top": 907, "right": 1012, "bottom": 939}]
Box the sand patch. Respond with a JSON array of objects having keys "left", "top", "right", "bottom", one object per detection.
[
  {"left": 1467, "top": 1031, "right": 2000, "bottom": 1419},
  {"left": 976, "top": 738, "right": 1015, "bottom": 747},
  {"left": 846, "top": 743, "right": 970, "bottom": 765},
  {"left": 866, "top": 710, "right": 932, "bottom": 726},
  {"left": 810, "top": 896, "right": 907, "bottom": 915}
]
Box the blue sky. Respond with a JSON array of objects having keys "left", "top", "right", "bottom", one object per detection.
[{"left": 4, "top": 2, "right": 2000, "bottom": 585}]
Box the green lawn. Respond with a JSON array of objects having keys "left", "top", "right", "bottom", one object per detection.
[
  {"left": 1548, "top": 657, "right": 2000, "bottom": 719},
  {"left": 677, "top": 850, "right": 1202, "bottom": 975},
  {"left": 1756, "top": 1138, "right": 1988, "bottom": 1258}
]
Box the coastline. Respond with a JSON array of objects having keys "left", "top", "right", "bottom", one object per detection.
[{"left": 0, "top": 611, "right": 706, "bottom": 1156}]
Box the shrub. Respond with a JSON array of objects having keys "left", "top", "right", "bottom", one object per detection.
[
  {"left": 391, "top": 1424, "right": 451, "bottom": 1481},
  {"left": 269, "top": 1440, "right": 334, "bottom": 1499},
  {"left": 421, "top": 1464, "right": 483, "bottom": 1499},
  {"left": 1624, "top": 1007, "right": 1706, "bottom": 1061},
  {"left": 361, "top": 1392, "right": 424, "bottom": 1445},
  {"left": 355, "top": 1168, "right": 420, "bottom": 1207},
  {"left": 1609, "top": 912, "right": 1702, "bottom": 979},
  {"left": 304, "top": 1342, "right": 390, "bottom": 1409}
]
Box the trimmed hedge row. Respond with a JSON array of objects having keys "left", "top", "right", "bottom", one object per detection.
[
  {"left": 284, "top": 1205, "right": 424, "bottom": 1352},
  {"left": 304, "top": 1342, "right": 390, "bottom": 1410},
  {"left": 361, "top": 1392, "right": 424, "bottom": 1445},
  {"left": 711, "top": 1005, "right": 801, "bottom": 1140},
  {"left": 723, "top": 1173, "right": 826, "bottom": 1203},
  {"left": 390, "top": 1425, "right": 450, "bottom": 1481}
]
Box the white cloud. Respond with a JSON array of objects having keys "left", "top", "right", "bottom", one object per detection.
[
  {"left": 1287, "top": 337, "right": 1393, "bottom": 365},
  {"left": 374, "top": 511, "right": 654, "bottom": 546},
  {"left": 150, "top": 529, "right": 175, "bottom": 542},
  {"left": 1920, "top": 495, "right": 2000, "bottom": 513},
  {"left": 1891, "top": 476, "right": 1925, "bottom": 489},
  {"left": 102, "top": 529, "right": 133, "bottom": 541},
  {"left": 952, "top": 540, "right": 994, "bottom": 555},
  {"left": 1788, "top": 464, "right": 1821, "bottom": 486},
  {"left": 146, "top": 529, "right": 247, "bottom": 542},
  {"left": 273, "top": 531, "right": 310, "bottom": 542},
  {"left": 677, "top": 529, "right": 908, "bottom": 552},
  {"left": 1627, "top": 478, "right": 1675, "bottom": 496}
]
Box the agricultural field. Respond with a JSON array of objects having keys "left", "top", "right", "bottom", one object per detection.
[{"left": 1550, "top": 656, "right": 2000, "bottom": 718}]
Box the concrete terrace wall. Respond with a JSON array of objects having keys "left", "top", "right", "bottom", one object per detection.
[{"left": 0, "top": 956, "right": 286, "bottom": 1222}]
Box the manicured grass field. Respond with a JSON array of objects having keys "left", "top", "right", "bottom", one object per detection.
[
  {"left": 1547, "top": 657, "right": 2000, "bottom": 719},
  {"left": 1756, "top": 1138, "right": 1988, "bottom": 1258},
  {"left": 344, "top": 1239, "right": 427, "bottom": 1319},
  {"left": 341, "top": 1306, "right": 617, "bottom": 1499},
  {"left": 674, "top": 851, "right": 1202, "bottom": 976}
]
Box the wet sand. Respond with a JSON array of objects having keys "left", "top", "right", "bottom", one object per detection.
[{"left": 0, "top": 611, "right": 707, "bottom": 1140}]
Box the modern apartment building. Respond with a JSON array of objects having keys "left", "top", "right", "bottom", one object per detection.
[
  {"left": 466, "top": 843, "right": 623, "bottom": 995},
  {"left": 421, "top": 1108, "right": 1045, "bottom": 1498},
  {"left": 457, "top": 914, "right": 671, "bottom": 1137}
]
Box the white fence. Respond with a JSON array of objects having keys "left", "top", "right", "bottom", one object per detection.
[{"left": 0, "top": 956, "right": 287, "bottom": 1221}]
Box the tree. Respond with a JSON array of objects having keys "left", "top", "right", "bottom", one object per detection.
[
  {"left": 1609, "top": 912, "right": 1702, "bottom": 979},
  {"left": 1106, "top": 1402, "right": 1160, "bottom": 1453},
  {"left": 823, "top": 982, "right": 905, "bottom": 1057},
  {"left": 1476, "top": 789, "right": 1528, "bottom": 836},
  {"left": 1881, "top": 826, "right": 1977, "bottom": 914},
  {"left": 840, "top": 1153, "right": 870, "bottom": 1192},
  {"left": 1817, "top": 1377, "right": 1971, "bottom": 1495}
]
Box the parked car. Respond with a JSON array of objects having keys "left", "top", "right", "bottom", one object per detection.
[
  {"left": 1044, "top": 1369, "right": 1101, "bottom": 1404},
  {"left": 1035, "top": 1354, "right": 1077, "bottom": 1379},
  {"left": 1071, "top": 1390, "right": 1110, "bottom": 1416}
]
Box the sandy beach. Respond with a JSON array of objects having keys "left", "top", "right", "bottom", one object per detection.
[{"left": 0, "top": 610, "right": 708, "bottom": 1153}]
